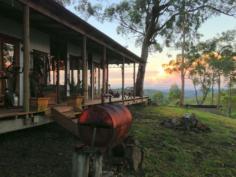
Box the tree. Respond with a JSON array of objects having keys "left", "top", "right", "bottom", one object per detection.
[
  {"left": 207, "top": 52, "right": 219, "bottom": 105},
  {"left": 168, "top": 84, "right": 181, "bottom": 103},
  {"left": 188, "top": 54, "right": 212, "bottom": 105},
  {"left": 172, "top": 3, "right": 202, "bottom": 106},
  {"left": 152, "top": 91, "right": 165, "bottom": 105},
  {"left": 208, "top": 30, "right": 236, "bottom": 108},
  {"left": 220, "top": 48, "right": 236, "bottom": 117},
  {"left": 163, "top": 39, "right": 200, "bottom": 106},
  {"left": 58, "top": 0, "right": 236, "bottom": 96},
  {"left": 164, "top": 30, "right": 236, "bottom": 106},
  {"left": 163, "top": 54, "right": 188, "bottom": 105},
  {"left": 187, "top": 40, "right": 218, "bottom": 105},
  {"left": 208, "top": 52, "right": 224, "bottom": 107}
]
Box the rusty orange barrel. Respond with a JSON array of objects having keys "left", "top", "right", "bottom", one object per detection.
[{"left": 79, "top": 104, "right": 132, "bottom": 148}]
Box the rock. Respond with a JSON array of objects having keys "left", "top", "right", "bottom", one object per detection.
[
  {"left": 160, "top": 113, "right": 211, "bottom": 133},
  {"left": 171, "top": 118, "right": 182, "bottom": 127},
  {"left": 162, "top": 121, "right": 173, "bottom": 128},
  {"left": 161, "top": 119, "right": 175, "bottom": 128}
]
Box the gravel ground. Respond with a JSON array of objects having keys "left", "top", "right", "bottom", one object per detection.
[{"left": 0, "top": 123, "right": 76, "bottom": 177}]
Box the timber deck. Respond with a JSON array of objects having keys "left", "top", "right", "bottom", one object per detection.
[
  {"left": 0, "top": 96, "right": 148, "bottom": 134},
  {"left": 0, "top": 108, "right": 45, "bottom": 119},
  {"left": 0, "top": 107, "right": 52, "bottom": 134},
  {"left": 84, "top": 96, "right": 149, "bottom": 106}
]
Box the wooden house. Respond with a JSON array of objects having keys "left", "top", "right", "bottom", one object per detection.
[{"left": 0, "top": 0, "right": 148, "bottom": 134}]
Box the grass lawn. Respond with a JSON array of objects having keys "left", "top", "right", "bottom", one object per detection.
[
  {"left": 129, "top": 106, "right": 236, "bottom": 177},
  {"left": 184, "top": 93, "right": 236, "bottom": 118},
  {"left": 0, "top": 105, "right": 236, "bottom": 177}
]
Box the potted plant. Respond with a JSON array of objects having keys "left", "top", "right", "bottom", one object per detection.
[
  {"left": 67, "top": 80, "right": 84, "bottom": 111},
  {"left": 29, "top": 54, "right": 49, "bottom": 112}
]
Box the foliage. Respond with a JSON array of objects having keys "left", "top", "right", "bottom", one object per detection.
[
  {"left": 67, "top": 0, "right": 236, "bottom": 96},
  {"left": 188, "top": 52, "right": 213, "bottom": 105},
  {"left": 164, "top": 30, "right": 236, "bottom": 106},
  {"left": 185, "top": 89, "right": 236, "bottom": 119},
  {"left": 208, "top": 30, "right": 236, "bottom": 115},
  {"left": 78, "top": 0, "right": 236, "bottom": 49},
  {"left": 152, "top": 91, "right": 166, "bottom": 105},
  {"left": 163, "top": 54, "right": 192, "bottom": 79},
  {"left": 163, "top": 54, "right": 182, "bottom": 74},
  {"left": 222, "top": 95, "right": 236, "bottom": 115},
  {"left": 168, "top": 84, "right": 181, "bottom": 103}
]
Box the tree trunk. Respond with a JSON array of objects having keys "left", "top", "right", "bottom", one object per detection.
[
  {"left": 228, "top": 76, "right": 232, "bottom": 117},
  {"left": 180, "top": 33, "right": 185, "bottom": 107},
  {"left": 217, "top": 74, "right": 221, "bottom": 109},
  {"left": 211, "top": 75, "right": 214, "bottom": 105},
  {"left": 193, "top": 83, "right": 199, "bottom": 105},
  {"left": 135, "top": 41, "right": 149, "bottom": 97},
  {"left": 180, "top": 50, "right": 185, "bottom": 107},
  {"left": 180, "top": 4, "right": 186, "bottom": 107},
  {"left": 200, "top": 88, "right": 210, "bottom": 105}
]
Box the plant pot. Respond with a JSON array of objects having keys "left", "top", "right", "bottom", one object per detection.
[
  {"left": 30, "top": 97, "right": 49, "bottom": 112},
  {"left": 67, "top": 96, "right": 84, "bottom": 111},
  {"left": 44, "top": 92, "right": 57, "bottom": 105}
]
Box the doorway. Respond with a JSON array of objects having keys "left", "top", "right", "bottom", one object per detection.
[
  {"left": 0, "top": 34, "right": 20, "bottom": 107},
  {"left": 69, "top": 55, "right": 82, "bottom": 96}
]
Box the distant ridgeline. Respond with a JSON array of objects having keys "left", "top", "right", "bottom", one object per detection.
[{"left": 144, "top": 89, "right": 199, "bottom": 99}]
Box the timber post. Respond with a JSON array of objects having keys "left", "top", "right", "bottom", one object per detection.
[
  {"left": 77, "top": 64, "right": 81, "bottom": 95},
  {"left": 98, "top": 67, "right": 101, "bottom": 97},
  {"left": 82, "top": 36, "right": 88, "bottom": 102},
  {"left": 0, "top": 38, "right": 2, "bottom": 96},
  {"left": 72, "top": 147, "right": 103, "bottom": 177},
  {"left": 23, "top": 4, "right": 30, "bottom": 112},
  {"left": 72, "top": 149, "right": 89, "bottom": 177},
  {"left": 65, "top": 53, "right": 69, "bottom": 98},
  {"left": 102, "top": 46, "right": 107, "bottom": 104},
  {"left": 56, "top": 55, "right": 60, "bottom": 104},
  {"left": 122, "top": 57, "right": 125, "bottom": 102},
  {"left": 92, "top": 153, "right": 103, "bottom": 177},
  {"left": 91, "top": 56, "right": 94, "bottom": 100},
  {"left": 133, "top": 62, "right": 136, "bottom": 100},
  {"left": 106, "top": 62, "right": 109, "bottom": 93}
]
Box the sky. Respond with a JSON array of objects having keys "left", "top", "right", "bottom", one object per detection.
[{"left": 67, "top": 4, "right": 236, "bottom": 90}]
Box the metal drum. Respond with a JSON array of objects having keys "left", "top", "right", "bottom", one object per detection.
[{"left": 79, "top": 104, "right": 132, "bottom": 148}]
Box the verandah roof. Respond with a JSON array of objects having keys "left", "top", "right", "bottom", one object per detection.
[{"left": 6, "top": 0, "right": 143, "bottom": 64}]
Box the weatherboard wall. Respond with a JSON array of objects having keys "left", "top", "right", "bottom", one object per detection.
[{"left": 0, "top": 16, "right": 51, "bottom": 105}]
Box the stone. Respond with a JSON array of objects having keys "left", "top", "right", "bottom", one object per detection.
[{"left": 160, "top": 114, "right": 211, "bottom": 133}]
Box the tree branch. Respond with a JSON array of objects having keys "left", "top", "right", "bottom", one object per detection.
[
  {"left": 117, "top": 15, "right": 145, "bottom": 36},
  {"left": 204, "top": 5, "right": 236, "bottom": 17}
]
